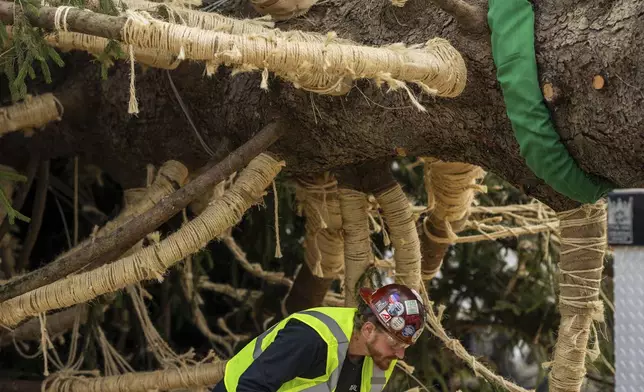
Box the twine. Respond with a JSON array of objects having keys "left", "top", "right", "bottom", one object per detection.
[
  {"left": 548, "top": 201, "right": 607, "bottom": 392},
  {"left": 420, "top": 159, "right": 486, "bottom": 279},
  {"left": 295, "top": 173, "right": 344, "bottom": 279},
  {"left": 376, "top": 184, "right": 422, "bottom": 291},
  {"left": 0, "top": 93, "right": 63, "bottom": 136},
  {"left": 0, "top": 154, "right": 284, "bottom": 328},
  {"left": 339, "top": 188, "right": 372, "bottom": 307},
  {"left": 45, "top": 31, "right": 181, "bottom": 69},
  {"left": 62, "top": 160, "right": 188, "bottom": 260},
  {"left": 120, "top": 12, "right": 466, "bottom": 107},
  {"left": 418, "top": 284, "right": 534, "bottom": 392},
  {"left": 43, "top": 358, "right": 226, "bottom": 392},
  {"left": 272, "top": 180, "right": 283, "bottom": 258}
]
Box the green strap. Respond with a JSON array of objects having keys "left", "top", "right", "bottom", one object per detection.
[{"left": 487, "top": 0, "right": 614, "bottom": 204}]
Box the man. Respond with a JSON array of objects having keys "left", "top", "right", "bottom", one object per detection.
[{"left": 214, "top": 283, "right": 427, "bottom": 392}]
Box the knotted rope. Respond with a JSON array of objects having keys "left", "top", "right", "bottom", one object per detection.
[
  {"left": 547, "top": 201, "right": 607, "bottom": 392},
  {"left": 0, "top": 93, "right": 63, "bottom": 136},
  {"left": 295, "top": 173, "right": 344, "bottom": 278},
  {"left": 0, "top": 154, "right": 284, "bottom": 328},
  {"left": 339, "top": 188, "right": 372, "bottom": 306},
  {"left": 420, "top": 158, "right": 486, "bottom": 279}
]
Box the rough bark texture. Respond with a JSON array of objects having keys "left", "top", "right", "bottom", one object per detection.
[{"left": 0, "top": 0, "right": 642, "bottom": 215}]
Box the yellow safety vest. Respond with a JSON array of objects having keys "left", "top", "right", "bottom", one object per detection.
[{"left": 224, "top": 307, "right": 396, "bottom": 392}]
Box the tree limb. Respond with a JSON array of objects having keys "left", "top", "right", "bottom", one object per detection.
[
  {"left": 16, "top": 160, "right": 49, "bottom": 272},
  {"left": 0, "top": 1, "right": 125, "bottom": 39},
  {"left": 0, "top": 121, "right": 286, "bottom": 303}
]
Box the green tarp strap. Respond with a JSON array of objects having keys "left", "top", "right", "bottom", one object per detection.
[{"left": 487, "top": 0, "right": 614, "bottom": 204}]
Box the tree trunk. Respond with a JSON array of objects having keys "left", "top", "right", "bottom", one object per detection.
[{"left": 0, "top": 0, "right": 642, "bottom": 215}]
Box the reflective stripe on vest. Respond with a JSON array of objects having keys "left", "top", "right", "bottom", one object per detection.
[
  {"left": 253, "top": 310, "right": 349, "bottom": 392},
  {"left": 370, "top": 367, "right": 387, "bottom": 392}
]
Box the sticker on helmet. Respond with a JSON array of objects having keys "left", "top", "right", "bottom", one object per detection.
[
  {"left": 375, "top": 299, "right": 388, "bottom": 312},
  {"left": 404, "top": 300, "right": 419, "bottom": 315},
  {"left": 387, "top": 302, "right": 405, "bottom": 317},
  {"left": 402, "top": 325, "right": 416, "bottom": 337},
  {"left": 412, "top": 329, "right": 422, "bottom": 342},
  {"left": 378, "top": 309, "right": 392, "bottom": 323},
  {"left": 388, "top": 293, "right": 400, "bottom": 304},
  {"left": 389, "top": 316, "right": 405, "bottom": 331}
]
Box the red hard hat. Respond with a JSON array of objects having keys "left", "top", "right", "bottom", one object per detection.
[{"left": 359, "top": 283, "right": 426, "bottom": 345}]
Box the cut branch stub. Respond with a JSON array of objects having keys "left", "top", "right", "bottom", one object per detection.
[
  {"left": 0, "top": 93, "right": 62, "bottom": 136},
  {"left": 420, "top": 158, "right": 486, "bottom": 279},
  {"left": 339, "top": 188, "right": 372, "bottom": 307},
  {"left": 548, "top": 201, "right": 607, "bottom": 392},
  {"left": 0, "top": 153, "right": 285, "bottom": 328}
]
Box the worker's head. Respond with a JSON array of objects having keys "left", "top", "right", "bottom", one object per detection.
[{"left": 354, "top": 284, "right": 426, "bottom": 370}]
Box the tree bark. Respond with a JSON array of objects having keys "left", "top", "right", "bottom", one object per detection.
[
  {"left": 0, "top": 0, "right": 642, "bottom": 215},
  {"left": 284, "top": 263, "right": 334, "bottom": 313}
]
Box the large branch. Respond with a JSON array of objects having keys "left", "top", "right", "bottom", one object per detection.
[
  {"left": 1, "top": 0, "right": 641, "bottom": 215},
  {"left": 0, "top": 122, "right": 285, "bottom": 303}
]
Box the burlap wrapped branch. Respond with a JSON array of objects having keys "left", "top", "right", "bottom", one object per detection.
[
  {"left": 0, "top": 93, "right": 62, "bottom": 136},
  {"left": 43, "top": 359, "right": 227, "bottom": 392},
  {"left": 126, "top": 0, "right": 276, "bottom": 33},
  {"left": 45, "top": 31, "right": 181, "bottom": 69},
  {"left": 121, "top": 12, "right": 467, "bottom": 106},
  {"left": 295, "top": 173, "right": 344, "bottom": 279},
  {"left": 64, "top": 160, "right": 188, "bottom": 260},
  {"left": 375, "top": 184, "right": 422, "bottom": 291},
  {"left": 251, "top": 0, "right": 318, "bottom": 21},
  {"left": 0, "top": 153, "right": 284, "bottom": 328},
  {"left": 548, "top": 201, "right": 607, "bottom": 392},
  {"left": 339, "top": 188, "right": 372, "bottom": 307},
  {"left": 420, "top": 158, "right": 486, "bottom": 279}
]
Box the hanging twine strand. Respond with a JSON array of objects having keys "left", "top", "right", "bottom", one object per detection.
[
  {"left": 339, "top": 188, "right": 372, "bottom": 306},
  {"left": 0, "top": 154, "right": 284, "bottom": 328},
  {"left": 295, "top": 173, "right": 344, "bottom": 278},
  {"left": 547, "top": 200, "right": 607, "bottom": 392}
]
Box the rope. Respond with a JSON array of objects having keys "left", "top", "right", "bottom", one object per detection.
[
  {"left": 0, "top": 154, "right": 284, "bottom": 328},
  {"left": 43, "top": 358, "right": 226, "bottom": 392},
  {"left": 0, "top": 93, "right": 63, "bottom": 136},
  {"left": 120, "top": 11, "right": 466, "bottom": 107},
  {"left": 375, "top": 184, "right": 422, "bottom": 291},
  {"left": 547, "top": 201, "right": 607, "bottom": 392},
  {"left": 295, "top": 173, "right": 344, "bottom": 278},
  {"left": 418, "top": 284, "right": 534, "bottom": 392},
  {"left": 339, "top": 188, "right": 372, "bottom": 306}
]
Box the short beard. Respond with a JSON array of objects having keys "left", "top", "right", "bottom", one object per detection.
[{"left": 366, "top": 336, "right": 393, "bottom": 370}]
